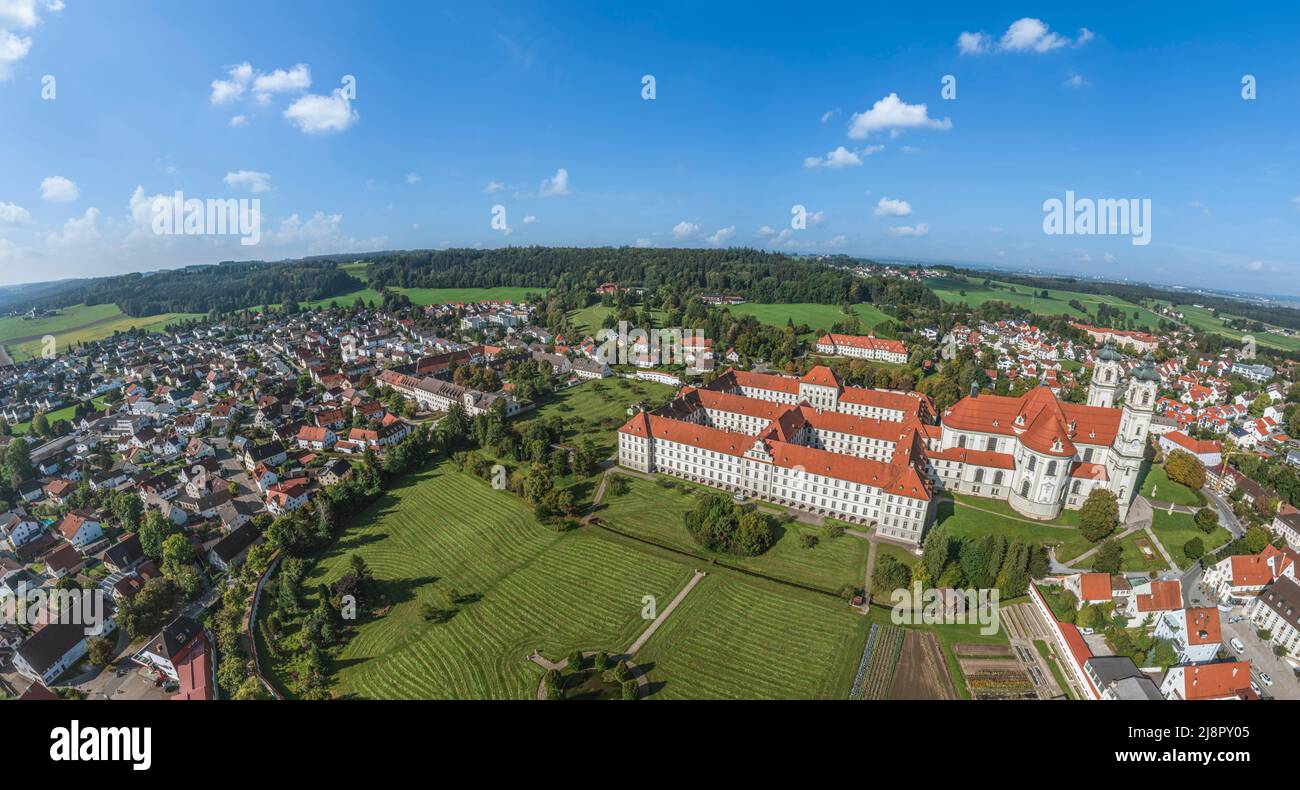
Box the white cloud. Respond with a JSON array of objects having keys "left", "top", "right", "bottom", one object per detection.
[
  {"left": 283, "top": 88, "right": 358, "bottom": 134},
  {"left": 957, "top": 31, "right": 990, "bottom": 55},
  {"left": 0, "top": 201, "right": 31, "bottom": 224},
  {"left": 0, "top": 29, "right": 32, "bottom": 81},
  {"left": 848, "top": 93, "right": 951, "bottom": 138},
  {"left": 537, "top": 167, "right": 570, "bottom": 197},
  {"left": 40, "top": 175, "right": 78, "bottom": 202},
  {"left": 959, "top": 18, "right": 1094, "bottom": 56},
  {"left": 873, "top": 197, "right": 912, "bottom": 217},
  {"left": 808, "top": 210, "right": 825, "bottom": 225},
  {"left": 671, "top": 221, "right": 700, "bottom": 240},
  {"left": 1291, "top": 195, "right": 1300, "bottom": 211},
  {"left": 820, "top": 109, "right": 838, "bottom": 124},
  {"left": 404, "top": 172, "right": 421, "bottom": 185},
  {"left": 706, "top": 225, "right": 735, "bottom": 245},
  {"left": 634, "top": 237, "right": 652, "bottom": 248},
  {"left": 483, "top": 180, "right": 505, "bottom": 194},
  {"left": 210, "top": 62, "right": 253, "bottom": 104},
  {"left": 888, "top": 223, "right": 928, "bottom": 237},
  {"left": 252, "top": 63, "right": 310, "bottom": 100},
  {"left": 0, "top": 0, "right": 40, "bottom": 29},
  {"left": 756, "top": 225, "right": 776, "bottom": 238},
  {"left": 0, "top": 0, "right": 60, "bottom": 81},
  {"left": 823, "top": 234, "right": 847, "bottom": 248},
  {"left": 1188, "top": 201, "right": 1210, "bottom": 217},
  {"left": 1248, "top": 259, "right": 1264, "bottom": 272},
  {"left": 1063, "top": 72, "right": 1089, "bottom": 88},
  {"left": 803, "top": 145, "right": 863, "bottom": 169},
  {"left": 228, "top": 114, "right": 249, "bottom": 127},
  {"left": 41, "top": 207, "right": 100, "bottom": 250},
  {"left": 522, "top": 215, "right": 537, "bottom": 224},
  {"left": 224, "top": 170, "right": 273, "bottom": 194}
]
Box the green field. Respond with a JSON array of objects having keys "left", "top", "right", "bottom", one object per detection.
[
  {"left": 0, "top": 303, "right": 200, "bottom": 360},
  {"left": 597, "top": 474, "right": 870, "bottom": 593},
  {"left": 1136, "top": 463, "right": 1202, "bottom": 506},
  {"left": 1154, "top": 302, "right": 1300, "bottom": 353},
  {"left": 727, "top": 302, "right": 893, "bottom": 336},
  {"left": 257, "top": 463, "right": 882, "bottom": 699},
  {"left": 633, "top": 572, "right": 870, "bottom": 699},
  {"left": 936, "top": 495, "right": 1094, "bottom": 562},
  {"left": 259, "top": 467, "right": 697, "bottom": 699},
  {"left": 1149, "top": 509, "right": 1230, "bottom": 569},
  {"left": 928, "top": 275, "right": 1165, "bottom": 330},
  {"left": 300, "top": 285, "right": 543, "bottom": 312}
]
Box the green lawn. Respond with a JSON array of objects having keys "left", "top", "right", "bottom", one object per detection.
[
  {"left": 524, "top": 377, "right": 676, "bottom": 460},
  {"left": 633, "top": 572, "right": 870, "bottom": 699},
  {"left": 727, "top": 302, "right": 893, "bottom": 336},
  {"left": 259, "top": 467, "right": 697, "bottom": 699},
  {"left": 597, "top": 475, "right": 870, "bottom": 593},
  {"left": 1137, "top": 463, "right": 1202, "bottom": 506},
  {"left": 1149, "top": 509, "right": 1231, "bottom": 570},
  {"left": 1087, "top": 530, "right": 1167, "bottom": 573},
  {"left": 936, "top": 495, "right": 1093, "bottom": 562},
  {"left": 258, "top": 463, "right": 883, "bottom": 700}
]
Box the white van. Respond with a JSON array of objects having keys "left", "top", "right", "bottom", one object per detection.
[{"left": 1230, "top": 637, "right": 1245, "bottom": 654}]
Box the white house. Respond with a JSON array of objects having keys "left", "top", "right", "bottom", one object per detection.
[{"left": 1153, "top": 607, "right": 1222, "bottom": 665}]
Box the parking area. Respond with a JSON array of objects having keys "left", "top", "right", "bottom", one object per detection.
[{"left": 1217, "top": 605, "right": 1300, "bottom": 700}]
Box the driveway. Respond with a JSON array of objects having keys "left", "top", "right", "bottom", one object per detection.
[
  {"left": 1202, "top": 488, "right": 1243, "bottom": 539},
  {"left": 77, "top": 662, "right": 170, "bottom": 701}
]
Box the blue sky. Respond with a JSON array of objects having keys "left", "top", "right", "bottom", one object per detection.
[{"left": 1, "top": 1, "right": 1299, "bottom": 296}]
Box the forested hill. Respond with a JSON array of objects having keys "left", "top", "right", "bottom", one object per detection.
[
  {"left": 8, "top": 260, "right": 364, "bottom": 317},
  {"left": 366, "top": 246, "right": 937, "bottom": 307}
]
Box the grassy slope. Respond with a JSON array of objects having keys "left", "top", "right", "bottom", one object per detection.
[
  {"left": 597, "top": 475, "right": 869, "bottom": 593},
  {"left": 263, "top": 467, "right": 696, "bottom": 699}
]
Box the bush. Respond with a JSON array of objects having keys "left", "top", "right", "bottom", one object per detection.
[
  {"left": 567, "top": 650, "right": 584, "bottom": 670},
  {"left": 593, "top": 651, "right": 610, "bottom": 672},
  {"left": 621, "top": 679, "right": 639, "bottom": 700},
  {"left": 1194, "top": 507, "right": 1219, "bottom": 534},
  {"left": 801, "top": 533, "right": 819, "bottom": 549},
  {"left": 1184, "top": 537, "right": 1205, "bottom": 560},
  {"left": 611, "top": 661, "right": 632, "bottom": 683}
]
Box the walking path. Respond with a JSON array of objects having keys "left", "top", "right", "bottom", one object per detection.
[
  {"left": 625, "top": 570, "right": 707, "bottom": 656},
  {"left": 1051, "top": 496, "right": 1153, "bottom": 573}
]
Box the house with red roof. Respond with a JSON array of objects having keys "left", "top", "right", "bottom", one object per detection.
[
  {"left": 1154, "top": 607, "right": 1223, "bottom": 664},
  {"left": 1158, "top": 431, "right": 1222, "bottom": 467},
  {"left": 56, "top": 510, "right": 103, "bottom": 550},
  {"left": 1202, "top": 544, "right": 1297, "bottom": 603},
  {"left": 1159, "top": 661, "right": 1255, "bottom": 700},
  {"left": 1126, "top": 579, "right": 1184, "bottom": 626}
]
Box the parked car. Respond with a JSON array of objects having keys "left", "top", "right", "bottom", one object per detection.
[
  {"left": 1229, "top": 615, "right": 1246, "bottom": 624},
  {"left": 1260, "top": 673, "right": 1273, "bottom": 687},
  {"left": 1251, "top": 680, "right": 1262, "bottom": 696},
  {"left": 1230, "top": 637, "right": 1246, "bottom": 654},
  {"left": 1079, "top": 627, "right": 1095, "bottom": 635}
]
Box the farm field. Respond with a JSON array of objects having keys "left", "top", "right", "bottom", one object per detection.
[
  {"left": 0, "top": 303, "right": 200, "bottom": 361},
  {"left": 597, "top": 474, "right": 870, "bottom": 593},
  {"left": 727, "top": 302, "right": 892, "bottom": 335},
  {"left": 928, "top": 275, "right": 1165, "bottom": 330},
  {"left": 1149, "top": 509, "right": 1230, "bottom": 569},
  {"left": 1154, "top": 302, "right": 1300, "bottom": 353},
  {"left": 297, "top": 285, "right": 543, "bottom": 311},
  {"left": 258, "top": 466, "right": 697, "bottom": 699}
]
